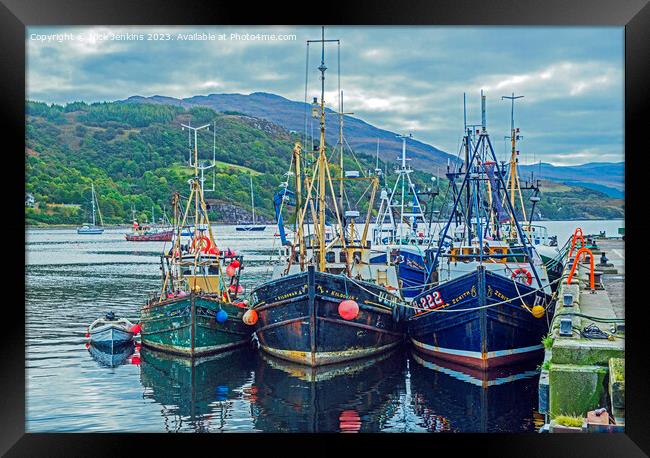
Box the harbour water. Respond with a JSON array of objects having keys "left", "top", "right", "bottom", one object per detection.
[{"left": 25, "top": 220, "right": 622, "bottom": 432}]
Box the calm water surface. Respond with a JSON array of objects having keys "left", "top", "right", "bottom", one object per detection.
[{"left": 26, "top": 221, "right": 622, "bottom": 432}]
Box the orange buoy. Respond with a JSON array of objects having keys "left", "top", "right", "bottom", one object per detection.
[
  {"left": 242, "top": 309, "right": 258, "bottom": 325},
  {"left": 338, "top": 300, "right": 359, "bottom": 320}
]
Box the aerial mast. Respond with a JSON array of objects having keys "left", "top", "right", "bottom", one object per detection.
[
  {"left": 337, "top": 90, "right": 354, "bottom": 216},
  {"left": 501, "top": 93, "right": 525, "bottom": 237}
]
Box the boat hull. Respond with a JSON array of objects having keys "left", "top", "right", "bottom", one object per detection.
[
  {"left": 235, "top": 226, "right": 266, "bottom": 232},
  {"left": 250, "top": 266, "right": 405, "bottom": 367},
  {"left": 125, "top": 230, "right": 173, "bottom": 241},
  {"left": 407, "top": 267, "right": 552, "bottom": 370},
  {"left": 89, "top": 324, "right": 134, "bottom": 351},
  {"left": 77, "top": 227, "right": 104, "bottom": 234},
  {"left": 140, "top": 294, "right": 252, "bottom": 357}
]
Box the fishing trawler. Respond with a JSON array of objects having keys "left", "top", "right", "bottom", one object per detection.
[
  {"left": 247, "top": 28, "right": 404, "bottom": 367},
  {"left": 139, "top": 123, "right": 252, "bottom": 357},
  {"left": 236, "top": 176, "right": 266, "bottom": 232},
  {"left": 77, "top": 182, "right": 104, "bottom": 234},
  {"left": 406, "top": 92, "right": 555, "bottom": 370},
  {"left": 370, "top": 135, "right": 440, "bottom": 300}
]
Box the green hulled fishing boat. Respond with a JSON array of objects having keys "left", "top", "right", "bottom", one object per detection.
[{"left": 140, "top": 122, "right": 252, "bottom": 357}]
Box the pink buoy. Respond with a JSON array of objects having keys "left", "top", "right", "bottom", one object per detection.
[
  {"left": 226, "top": 265, "right": 236, "bottom": 277},
  {"left": 338, "top": 300, "right": 359, "bottom": 320}
]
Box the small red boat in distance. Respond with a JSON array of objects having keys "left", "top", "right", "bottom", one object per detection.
[{"left": 125, "top": 220, "right": 173, "bottom": 242}]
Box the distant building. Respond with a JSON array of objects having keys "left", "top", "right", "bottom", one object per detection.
[{"left": 25, "top": 193, "right": 35, "bottom": 208}]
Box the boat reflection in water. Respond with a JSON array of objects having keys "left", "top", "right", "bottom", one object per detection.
[
  {"left": 139, "top": 347, "right": 256, "bottom": 432},
  {"left": 88, "top": 342, "right": 137, "bottom": 368},
  {"left": 408, "top": 350, "right": 541, "bottom": 432},
  {"left": 251, "top": 349, "right": 405, "bottom": 432}
]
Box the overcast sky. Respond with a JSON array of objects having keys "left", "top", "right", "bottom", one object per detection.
[{"left": 27, "top": 26, "right": 623, "bottom": 166}]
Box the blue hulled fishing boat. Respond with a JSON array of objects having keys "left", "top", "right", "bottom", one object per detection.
[{"left": 406, "top": 92, "right": 555, "bottom": 370}]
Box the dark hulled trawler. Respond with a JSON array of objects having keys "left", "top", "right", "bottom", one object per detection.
[{"left": 247, "top": 28, "right": 405, "bottom": 367}]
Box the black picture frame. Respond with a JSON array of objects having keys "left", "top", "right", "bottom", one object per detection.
[{"left": 5, "top": 0, "right": 647, "bottom": 455}]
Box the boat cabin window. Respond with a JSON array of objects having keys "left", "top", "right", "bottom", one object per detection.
[
  {"left": 208, "top": 265, "right": 219, "bottom": 275},
  {"left": 325, "top": 251, "right": 335, "bottom": 263},
  {"left": 353, "top": 251, "right": 362, "bottom": 263},
  {"left": 339, "top": 251, "right": 347, "bottom": 263}
]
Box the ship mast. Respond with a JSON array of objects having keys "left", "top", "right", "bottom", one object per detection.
[
  {"left": 501, "top": 93, "right": 526, "bottom": 238},
  {"left": 337, "top": 90, "right": 353, "bottom": 215},
  {"left": 91, "top": 183, "right": 96, "bottom": 227}
]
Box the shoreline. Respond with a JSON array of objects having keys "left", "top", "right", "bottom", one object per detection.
[{"left": 25, "top": 218, "right": 625, "bottom": 230}]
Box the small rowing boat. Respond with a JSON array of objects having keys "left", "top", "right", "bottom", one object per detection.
[{"left": 88, "top": 312, "right": 138, "bottom": 351}]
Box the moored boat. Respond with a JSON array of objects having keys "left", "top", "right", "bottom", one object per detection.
[
  {"left": 88, "top": 311, "right": 135, "bottom": 351},
  {"left": 125, "top": 225, "right": 174, "bottom": 241},
  {"left": 235, "top": 176, "right": 266, "bottom": 231},
  {"left": 139, "top": 122, "right": 252, "bottom": 357},
  {"left": 371, "top": 135, "right": 439, "bottom": 300},
  {"left": 248, "top": 28, "right": 405, "bottom": 367},
  {"left": 406, "top": 92, "right": 555, "bottom": 370},
  {"left": 77, "top": 182, "right": 104, "bottom": 234}
]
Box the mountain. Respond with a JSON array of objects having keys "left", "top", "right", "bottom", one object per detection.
[
  {"left": 24, "top": 100, "right": 434, "bottom": 226},
  {"left": 519, "top": 162, "right": 624, "bottom": 197},
  {"left": 25, "top": 99, "right": 624, "bottom": 226},
  {"left": 122, "top": 92, "right": 458, "bottom": 172}
]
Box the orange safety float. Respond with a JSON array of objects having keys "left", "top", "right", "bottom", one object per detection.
[
  {"left": 242, "top": 309, "right": 258, "bottom": 325},
  {"left": 511, "top": 267, "right": 533, "bottom": 285},
  {"left": 191, "top": 235, "right": 212, "bottom": 253}
]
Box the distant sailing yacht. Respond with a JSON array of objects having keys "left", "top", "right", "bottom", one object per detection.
[
  {"left": 77, "top": 182, "right": 104, "bottom": 234},
  {"left": 236, "top": 175, "right": 266, "bottom": 232}
]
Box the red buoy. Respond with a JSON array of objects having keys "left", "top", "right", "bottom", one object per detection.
[
  {"left": 230, "top": 260, "right": 241, "bottom": 269},
  {"left": 226, "top": 265, "right": 236, "bottom": 277},
  {"left": 131, "top": 324, "right": 142, "bottom": 335},
  {"left": 338, "top": 300, "right": 359, "bottom": 320},
  {"left": 242, "top": 309, "right": 258, "bottom": 325},
  {"left": 229, "top": 284, "right": 243, "bottom": 294}
]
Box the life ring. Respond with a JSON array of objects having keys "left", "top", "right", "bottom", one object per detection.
[
  {"left": 512, "top": 268, "right": 533, "bottom": 285},
  {"left": 191, "top": 235, "right": 212, "bottom": 253}
]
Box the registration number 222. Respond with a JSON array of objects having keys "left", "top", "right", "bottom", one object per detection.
[{"left": 419, "top": 291, "right": 445, "bottom": 310}]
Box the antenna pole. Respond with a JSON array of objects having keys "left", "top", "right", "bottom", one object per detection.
[{"left": 501, "top": 93, "right": 524, "bottom": 237}]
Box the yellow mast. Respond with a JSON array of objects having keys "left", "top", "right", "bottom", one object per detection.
[
  {"left": 317, "top": 61, "right": 327, "bottom": 272},
  {"left": 293, "top": 142, "right": 305, "bottom": 271}
]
